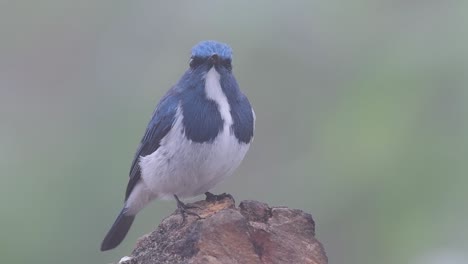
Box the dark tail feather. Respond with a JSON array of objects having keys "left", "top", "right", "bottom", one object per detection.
[{"left": 101, "top": 208, "right": 135, "bottom": 251}]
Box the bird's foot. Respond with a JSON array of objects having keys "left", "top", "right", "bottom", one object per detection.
[
  {"left": 174, "top": 194, "right": 201, "bottom": 223},
  {"left": 204, "top": 192, "right": 233, "bottom": 202}
]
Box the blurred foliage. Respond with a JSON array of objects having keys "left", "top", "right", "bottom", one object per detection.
[{"left": 1, "top": 1, "right": 467, "bottom": 264}]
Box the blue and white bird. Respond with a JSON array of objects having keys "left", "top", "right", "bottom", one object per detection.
[{"left": 101, "top": 40, "right": 255, "bottom": 251}]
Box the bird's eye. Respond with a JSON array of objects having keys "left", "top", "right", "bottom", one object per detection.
[
  {"left": 189, "top": 57, "right": 203, "bottom": 68},
  {"left": 220, "top": 59, "right": 232, "bottom": 70}
]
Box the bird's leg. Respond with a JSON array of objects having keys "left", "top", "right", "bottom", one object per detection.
[{"left": 174, "top": 194, "right": 201, "bottom": 223}]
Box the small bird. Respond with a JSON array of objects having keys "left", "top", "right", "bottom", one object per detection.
[{"left": 101, "top": 40, "right": 255, "bottom": 251}]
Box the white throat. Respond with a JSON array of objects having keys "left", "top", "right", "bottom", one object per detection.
[{"left": 204, "top": 67, "right": 233, "bottom": 126}]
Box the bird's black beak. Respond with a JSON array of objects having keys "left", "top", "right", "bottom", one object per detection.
[{"left": 209, "top": 54, "right": 219, "bottom": 65}]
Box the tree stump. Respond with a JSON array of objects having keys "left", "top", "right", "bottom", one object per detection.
[{"left": 117, "top": 194, "right": 327, "bottom": 264}]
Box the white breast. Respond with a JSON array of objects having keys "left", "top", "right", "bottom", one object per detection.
[
  {"left": 137, "top": 67, "right": 250, "bottom": 200},
  {"left": 204, "top": 67, "right": 232, "bottom": 126}
]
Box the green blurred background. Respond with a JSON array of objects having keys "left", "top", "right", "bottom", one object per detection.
[{"left": 1, "top": 1, "right": 467, "bottom": 264}]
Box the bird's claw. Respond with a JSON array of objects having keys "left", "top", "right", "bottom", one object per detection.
[
  {"left": 174, "top": 195, "right": 201, "bottom": 223},
  {"left": 205, "top": 192, "right": 232, "bottom": 202}
]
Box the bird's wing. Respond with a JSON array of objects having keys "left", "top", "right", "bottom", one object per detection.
[{"left": 125, "top": 91, "right": 179, "bottom": 200}]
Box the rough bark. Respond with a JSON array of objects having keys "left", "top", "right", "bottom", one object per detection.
[{"left": 116, "top": 194, "right": 327, "bottom": 264}]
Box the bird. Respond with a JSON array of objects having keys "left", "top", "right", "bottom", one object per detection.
[{"left": 100, "top": 40, "right": 255, "bottom": 251}]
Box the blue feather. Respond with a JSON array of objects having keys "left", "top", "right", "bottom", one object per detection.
[
  {"left": 219, "top": 69, "right": 254, "bottom": 143},
  {"left": 125, "top": 90, "right": 179, "bottom": 200},
  {"left": 191, "top": 40, "right": 232, "bottom": 60}
]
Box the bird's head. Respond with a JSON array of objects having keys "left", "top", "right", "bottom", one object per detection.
[{"left": 189, "top": 40, "right": 233, "bottom": 71}]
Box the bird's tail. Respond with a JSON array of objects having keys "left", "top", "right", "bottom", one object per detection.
[{"left": 100, "top": 208, "right": 135, "bottom": 251}]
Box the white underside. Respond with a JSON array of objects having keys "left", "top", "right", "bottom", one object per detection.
[
  {"left": 139, "top": 106, "right": 249, "bottom": 199},
  {"left": 125, "top": 67, "right": 252, "bottom": 215}
]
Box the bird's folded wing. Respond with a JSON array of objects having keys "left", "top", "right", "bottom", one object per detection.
[{"left": 125, "top": 91, "right": 179, "bottom": 200}]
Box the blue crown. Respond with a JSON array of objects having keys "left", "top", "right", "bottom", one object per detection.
[{"left": 191, "top": 40, "right": 233, "bottom": 60}]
